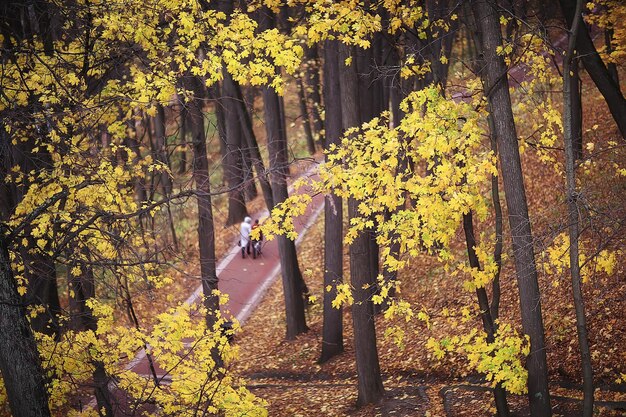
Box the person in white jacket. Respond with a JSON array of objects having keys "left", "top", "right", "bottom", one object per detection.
[{"left": 239, "top": 217, "right": 252, "bottom": 258}]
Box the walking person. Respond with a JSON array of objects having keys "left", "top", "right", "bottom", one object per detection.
[
  {"left": 251, "top": 219, "right": 263, "bottom": 259},
  {"left": 239, "top": 216, "right": 252, "bottom": 258}
]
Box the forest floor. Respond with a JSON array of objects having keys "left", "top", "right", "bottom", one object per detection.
[{"left": 230, "top": 212, "right": 626, "bottom": 417}]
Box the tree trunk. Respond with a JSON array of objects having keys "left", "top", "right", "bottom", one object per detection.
[
  {"left": 487, "top": 111, "right": 503, "bottom": 321},
  {"left": 67, "top": 251, "right": 114, "bottom": 417},
  {"left": 570, "top": 61, "right": 583, "bottom": 161},
  {"left": 463, "top": 212, "right": 510, "bottom": 417},
  {"left": 560, "top": 0, "right": 626, "bottom": 139},
  {"left": 319, "top": 38, "right": 344, "bottom": 364},
  {"left": 233, "top": 82, "right": 274, "bottom": 209},
  {"left": 472, "top": 1, "right": 552, "bottom": 415},
  {"left": 178, "top": 98, "right": 188, "bottom": 174},
  {"left": 184, "top": 76, "right": 220, "bottom": 329},
  {"left": 563, "top": 2, "right": 594, "bottom": 414},
  {"left": 257, "top": 8, "right": 308, "bottom": 340},
  {"left": 340, "top": 43, "right": 384, "bottom": 406},
  {"left": 221, "top": 71, "right": 249, "bottom": 226},
  {"left": 263, "top": 83, "right": 309, "bottom": 339},
  {"left": 1, "top": 135, "right": 62, "bottom": 337},
  {"left": 304, "top": 44, "right": 324, "bottom": 146},
  {"left": 242, "top": 147, "right": 258, "bottom": 202},
  {"left": 0, "top": 233, "right": 51, "bottom": 417},
  {"left": 154, "top": 104, "right": 179, "bottom": 250},
  {"left": 356, "top": 37, "right": 383, "bottom": 313},
  {"left": 215, "top": 0, "right": 247, "bottom": 206},
  {"left": 23, "top": 248, "right": 61, "bottom": 337},
  {"left": 348, "top": 199, "right": 384, "bottom": 407},
  {"left": 425, "top": 0, "right": 456, "bottom": 90},
  {"left": 153, "top": 104, "right": 174, "bottom": 196},
  {"left": 297, "top": 77, "right": 316, "bottom": 155},
  {"left": 604, "top": 28, "right": 619, "bottom": 86}
]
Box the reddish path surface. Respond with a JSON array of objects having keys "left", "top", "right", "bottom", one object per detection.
[
  {"left": 185, "top": 175, "right": 324, "bottom": 324},
  {"left": 126, "top": 169, "right": 324, "bottom": 378}
]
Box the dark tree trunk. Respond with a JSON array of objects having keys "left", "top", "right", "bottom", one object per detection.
[
  {"left": 487, "top": 111, "right": 503, "bottom": 321},
  {"left": 154, "top": 104, "right": 179, "bottom": 250},
  {"left": 23, "top": 248, "right": 61, "bottom": 337},
  {"left": 216, "top": 0, "right": 248, "bottom": 211},
  {"left": 304, "top": 44, "right": 324, "bottom": 145},
  {"left": 463, "top": 212, "right": 510, "bottom": 417},
  {"left": 560, "top": 0, "right": 626, "bottom": 139},
  {"left": 570, "top": 61, "right": 583, "bottom": 160},
  {"left": 563, "top": 3, "right": 594, "bottom": 414},
  {"left": 464, "top": 2, "right": 503, "bottom": 322},
  {"left": 297, "top": 77, "right": 316, "bottom": 155},
  {"left": 425, "top": 0, "right": 456, "bottom": 90},
  {"left": 153, "top": 104, "right": 174, "bottom": 196},
  {"left": 258, "top": 7, "right": 308, "bottom": 341},
  {"left": 124, "top": 121, "right": 148, "bottom": 210},
  {"left": 604, "top": 28, "right": 619, "bottom": 86},
  {"left": 0, "top": 134, "right": 62, "bottom": 337},
  {"left": 221, "top": 71, "right": 249, "bottom": 226},
  {"left": 277, "top": 94, "right": 290, "bottom": 176},
  {"left": 262, "top": 81, "right": 308, "bottom": 339},
  {"left": 233, "top": 82, "right": 274, "bottom": 209},
  {"left": 472, "top": 1, "right": 552, "bottom": 415},
  {"left": 340, "top": 43, "right": 384, "bottom": 406},
  {"left": 67, "top": 251, "right": 114, "bottom": 417},
  {"left": 384, "top": 41, "right": 412, "bottom": 305},
  {"left": 178, "top": 99, "right": 188, "bottom": 174},
  {"left": 210, "top": 83, "right": 228, "bottom": 187},
  {"left": 242, "top": 143, "right": 258, "bottom": 202},
  {"left": 0, "top": 234, "right": 51, "bottom": 417},
  {"left": 245, "top": 86, "right": 256, "bottom": 118},
  {"left": 356, "top": 36, "right": 383, "bottom": 313},
  {"left": 349, "top": 197, "right": 384, "bottom": 406},
  {"left": 319, "top": 39, "right": 344, "bottom": 364},
  {"left": 184, "top": 76, "right": 220, "bottom": 329},
  {"left": 263, "top": 83, "right": 309, "bottom": 339}
]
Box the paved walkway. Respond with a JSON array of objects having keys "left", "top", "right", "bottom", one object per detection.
[
  {"left": 127, "top": 168, "right": 324, "bottom": 378},
  {"left": 185, "top": 182, "right": 324, "bottom": 324}
]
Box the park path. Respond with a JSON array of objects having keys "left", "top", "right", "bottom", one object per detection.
[{"left": 127, "top": 165, "right": 325, "bottom": 378}]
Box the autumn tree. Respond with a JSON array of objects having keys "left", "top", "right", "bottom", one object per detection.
[
  {"left": 255, "top": 6, "right": 309, "bottom": 340},
  {"left": 562, "top": 0, "right": 594, "bottom": 414},
  {"left": 319, "top": 37, "right": 344, "bottom": 364},
  {"left": 472, "top": 0, "right": 552, "bottom": 414}
]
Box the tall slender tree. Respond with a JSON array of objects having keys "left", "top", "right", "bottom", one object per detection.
[
  {"left": 472, "top": 0, "right": 552, "bottom": 415},
  {"left": 258, "top": 7, "right": 308, "bottom": 340},
  {"left": 183, "top": 75, "right": 220, "bottom": 329},
  {"left": 319, "top": 38, "right": 344, "bottom": 363},
  {"left": 340, "top": 43, "right": 384, "bottom": 406},
  {"left": 563, "top": 1, "right": 594, "bottom": 414}
]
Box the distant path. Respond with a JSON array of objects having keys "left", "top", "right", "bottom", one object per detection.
[
  {"left": 128, "top": 163, "right": 324, "bottom": 377},
  {"left": 186, "top": 170, "right": 324, "bottom": 324}
]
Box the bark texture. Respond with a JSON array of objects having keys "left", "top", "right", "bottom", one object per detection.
[{"left": 0, "top": 233, "right": 51, "bottom": 417}]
